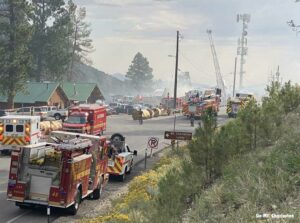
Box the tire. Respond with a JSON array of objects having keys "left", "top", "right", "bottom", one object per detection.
[
  {"left": 54, "top": 113, "right": 61, "bottom": 120},
  {"left": 69, "top": 189, "right": 81, "bottom": 215},
  {"left": 110, "top": 133, "right": 125, "bottom": 142},
  {"left": 91, "top": 177, "right": 103, "bottom": 200},
  {"left": 126, "top": 164, "right": 132, "bottom": 175},
  {"left": 119, "top": 168, "right": 127, "bottom": 182}
]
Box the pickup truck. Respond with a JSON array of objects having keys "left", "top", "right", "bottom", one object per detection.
[
  {"left": 43, "top": 106, "right": 68, "bottom": 120},
  {"left": 14, "top": 107, "right": 48, "bottom": 121},
  {"left": 107, "top": 133, "right": 137, "bottom": 181}
]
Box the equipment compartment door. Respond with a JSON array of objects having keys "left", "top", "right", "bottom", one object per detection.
[{"left": 30, "top": 175, "right": 52, "bottom": 201}]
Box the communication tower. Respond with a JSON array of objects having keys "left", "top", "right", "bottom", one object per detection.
[{"left": 237, "top": 14, "right": 251, "bottom": 89}]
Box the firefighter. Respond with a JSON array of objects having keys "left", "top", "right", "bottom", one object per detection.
[
  {"left": 138, "top": 108, "right": 143, "bottom": 125},
  {"left": 190, "top": 113, "right": 195, "bottom": 127}
]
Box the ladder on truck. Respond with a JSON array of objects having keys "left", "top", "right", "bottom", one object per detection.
[
  {"left": 52, "top": 136, "right": 92, "bottom": 151},
  {"left": 207, "top": 29, "right": 227, "bottom": 105}
]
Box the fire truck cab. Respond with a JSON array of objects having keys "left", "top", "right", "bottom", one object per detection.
[
  {"left": 63, "top": 104, "right": 106, "bottom": 135},
  {"left": 7, "top": 131, "right": 109, "bottom": 215},
  {"left": 0, "top": 116, "right": 40, "bottom": 154}
]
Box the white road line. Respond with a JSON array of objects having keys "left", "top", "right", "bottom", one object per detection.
[
  {"left": 0, "top": 190, "right": 6, "bottom": 193},
  {"left": 6, "top": 210, "right": 31, "bottom": 223}
]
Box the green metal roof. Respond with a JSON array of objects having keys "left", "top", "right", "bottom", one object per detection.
[
  {"left": 0, "top": 82, "right": 59, "bottom": 103},
  {"left": 61, "top": 83, "right": 98, "bottom": 102}
]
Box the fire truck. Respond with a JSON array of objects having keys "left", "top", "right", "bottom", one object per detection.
[
  {"left": 7, "top": 131, "right": 109, "bottom": 215},
  {"left": 0, "top": 116, "right": 41, "bottom": 154},
  {"left": 63, "top": 104, "right": 106, "bottom": 135},
  {"left": 107, "top": 133, "right": 137, "bottom": 182},
  {"left": 184, "top": 89, "right": 221, "bottom": 118},
  {"left": 227, "top": 93, "right": 255, "bottom": 118}
]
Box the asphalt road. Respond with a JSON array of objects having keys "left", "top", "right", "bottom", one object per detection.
[{"left": 0, "top": 110, "right": 228, "bottom": 223}]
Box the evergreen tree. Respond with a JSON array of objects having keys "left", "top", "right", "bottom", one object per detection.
[
  {"left": 188, "top": 109, "right": 219, "bottom": 184},
  {"left": 30, "top": 0, "right": 69, "bottom": 82},
  {"left": 126, "top": 52, "right": 153, "bottom": 91},
  {"left": 238, "top": 100, "right": 260, "bottom": 150},
  {"left": 0, "top": 0, "right": 32, "bottom": 108},
  {"left": 67, "top": 0, "right": 93, "bottom": 82}
]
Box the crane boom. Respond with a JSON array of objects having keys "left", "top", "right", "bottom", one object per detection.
[{"left": 207, "top": 30, "right": 226, "bottom": 104}]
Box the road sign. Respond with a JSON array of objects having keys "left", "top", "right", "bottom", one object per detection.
[
  {"left": 164, "top": 131, "right": 192, "bottom": 141},
  {"left": 147, "top": 137, "right": 159, "bottom": 149}
]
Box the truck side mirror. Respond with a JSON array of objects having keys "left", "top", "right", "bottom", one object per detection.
[{"left": 133, "top": 150, "right": 137, "bottom": 156}]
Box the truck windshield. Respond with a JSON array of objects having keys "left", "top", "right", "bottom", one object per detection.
[{"left": 65, "top": 116, "right": 87, "bottom": 124}]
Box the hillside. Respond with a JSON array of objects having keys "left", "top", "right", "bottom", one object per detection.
[
  {"left": 75, "top": 63, "right": 138, "bottom": 100},
  {"left": 83, "top": 81, "right": 300, "bottom": 223}
]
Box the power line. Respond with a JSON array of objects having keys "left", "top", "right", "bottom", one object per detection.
[{"left": 178, "top": 51, "right": 213, "bottom": 82}]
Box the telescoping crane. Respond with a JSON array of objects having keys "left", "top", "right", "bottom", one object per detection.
[{"left": 207, "top": 30, "right": 226, "bottom": 105}]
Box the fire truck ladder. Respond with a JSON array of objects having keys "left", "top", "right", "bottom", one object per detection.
[
  {"left": 207, "top": 30, "right": 226, "bottom": 105},
  {"left": 56, "top": 138, "right": 92, "bottom": 150}
]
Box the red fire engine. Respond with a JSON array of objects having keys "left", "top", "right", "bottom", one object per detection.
[
  {"left": 63, "top": 104, "right": 106, "bottom": 135},
  {"left": 7, "top": 132, "right": 109, "bottom": 215},
  {"left": 184, "top": 88, "right": 221, "bottom": 118}
]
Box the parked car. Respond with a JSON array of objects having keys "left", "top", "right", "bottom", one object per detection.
[
  {"left": 124, "top": 105, "right": 134, "bottom": 115},
  {"left": 115, "top": 104, "right": 128, "bottom": 114},
  {"left": 41, "top": 106, "right": 68, "bottom": 120},
  {"left": 14, "top": 107, "right": 48, "bottom": 120},
  {"left": 143, "top": 104, "right": 153, "bottom": 109},
  {"left": 109, "top": 102, "right": 123, "bottom": 109},
  {"left": 106, "top": 107, "right": 118, "bottom": 116}
]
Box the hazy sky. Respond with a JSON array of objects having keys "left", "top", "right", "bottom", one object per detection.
[{"left": 74, "top": 0, "right": 300, "bottom": 88}]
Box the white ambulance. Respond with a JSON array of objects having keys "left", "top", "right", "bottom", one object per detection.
[{"left": 0, "top": 116, "right": 40, "bottom": 152}]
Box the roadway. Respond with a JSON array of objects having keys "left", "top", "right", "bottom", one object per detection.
[{"left": 0, "top": 110, "right": 228, "bottom": 223}]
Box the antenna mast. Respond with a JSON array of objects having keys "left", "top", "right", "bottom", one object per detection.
[{"left": 237, "top": 14, "right": 250, "bottom": 89}]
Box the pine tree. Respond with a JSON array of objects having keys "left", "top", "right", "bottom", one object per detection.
[
  {"left": 67, "top": 0, "right": 93, "bottom": 82},
  {"left": 188, "top": 108, "right": 219, "bottom": 184},
  {"left": 30, "top": 0, "right": 69, "bottom": 82},
  {"left": 126, "top": 52, "right": 153, "bottom": 91},
  {"left": 0, "top": 0, "right": 32, "bottom": 108}
]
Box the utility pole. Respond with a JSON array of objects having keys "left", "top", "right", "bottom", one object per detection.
[
  {"left": 172, "top": 30, "right": 180, "bottom": 146},
  {"left": 233, "top": 57, "right": 237, "bottom": 97},
  {"left": 174, "top": 30, "right": 179, "bottom": 110},
  {"left": 237, "top": 14, "right": 251, "bottom": 89}
]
